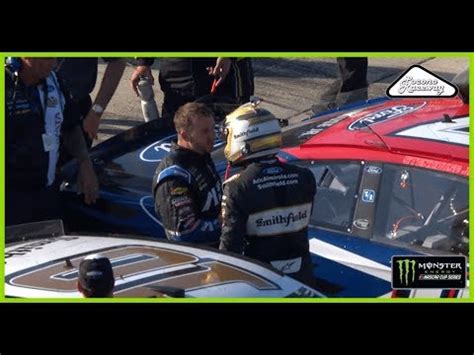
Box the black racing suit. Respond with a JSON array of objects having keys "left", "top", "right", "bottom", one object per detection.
[
  {"left": 219, "top": 157, "right": 316, "bottom": 284},
  {"left": 137, "top": 58, "right": 254, "bottom": 117},
  {"left": 152, "top": 144, "right": 222, "bottom": 245}
]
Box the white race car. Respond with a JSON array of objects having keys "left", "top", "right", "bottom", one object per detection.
[{"left": 5, "top": 220, "right": 324, "bottom": 298}]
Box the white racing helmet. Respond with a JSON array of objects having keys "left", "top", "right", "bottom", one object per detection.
[{"left": 223, "top": 99, "right": 282, "bottom": 165}]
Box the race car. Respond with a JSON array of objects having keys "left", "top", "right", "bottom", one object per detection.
[
  {"left": 5, "top": 220, "right": 323, "bottom": 298},
  {"left": 59, "top": 91, "right": 469, "bottom": 298}
]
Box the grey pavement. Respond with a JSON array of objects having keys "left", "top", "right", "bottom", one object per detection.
[{"left": 92, "top": 57, "right": 469, "bottom": 145}]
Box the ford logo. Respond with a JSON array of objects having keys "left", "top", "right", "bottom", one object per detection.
[
  {"left": 263, "top": 167, "right": 283, "bottom": 175},
  {"left": 140, "top": 134, "right": 225, "bottom": 163},
  {"left": 139, "top": 135, "right": 176, "bottom": 162},
  {"left": 353, "top": 219, "right": 370, "bottom": 230},
  {"left": 365, "top": 166, "right": 382, "bottom": 174},
  {"left": 348, "top": 102, "right": 426, "bottom": 131}
]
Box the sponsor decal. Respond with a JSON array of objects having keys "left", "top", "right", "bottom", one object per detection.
[
  {"left": 233, "top": 126, "right": 259, "bottom": 140},
  {"left": 171, "top": 169, "right": 191, "bottom": 181},
  {"left": 270, "top": 257, "right": 302, "bottom": 274},
  {"left": 348, "top": 102, "right": 426, "bottom": 131},
  {"left": 253, "top": 173, "right": 299, "bottom": 190},
  {"left": 395, "top": 259, "right": 416, "bottom": 286},
  {"left": 298, "top": 114, "right": 350, "bottom": 139},
  {"left": 299, "top": 128, "right": 323, "bottom": 138},
  {"left": 256, "top": 210, "right": 308, "bottom": 228},
  {"left": 392, "top": 256, "right": 466, "bottom": 289},
  {"left": 139, "top": 135, "right": 176, "bottom": 162},
  {"left": 47, "top": 97, "right": 58, "bottom": 107},
  {"left": 171, "top": 196, "right": 192, "bottom": 207},
  {"left": 386, "top": 65, "right": 457, "bottom": 98},
  {"left": 365, "top": 166, "right": 382, "bottom": 174},
  {"left": 353, "top": 218, "right": 370, "bottom": 230},
  {"left": 5, "top": 237, "right": 79, "bottom": 259},
  {"left": 247, "top": 203, "right": 312, "bottom": 236},
  {"left": 263, "top": 167, "right": 283, "bottom": 175},
  {"left": 361, "top": 189, "right": 375, "bottom": 203},
  {"left": 286, "top": 286, "right": 320, "bottom": 298},
  {"left": 140, "top": 132, "right": 224, "bottom": 162},
  {"left": 171, "top": 187, "right": 188, "bottom": 195},
  {"left": 7, "top": 245, "right": 278, "bottom": 295},
  {"left": 200, "top": 219, "right": 220, "bottom": 232},
  {"left": 402, "top": 156, "right": 469, "bottom": 176},
  {"left": 202, "top": 187, "right": 221, "bottom": 212},
  {"left": 177, "top": 206, "right": 193, "bottom": 217},
  {"left": 183, "top": 216, "right": 197, "bottom": 229}
]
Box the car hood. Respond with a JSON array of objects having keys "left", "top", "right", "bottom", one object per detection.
[{"left": 6, "top": 231, "right": 323, "bottom": 298}]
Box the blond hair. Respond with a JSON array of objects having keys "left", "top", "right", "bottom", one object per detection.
[{"left": 174, "top": 102, "right": 214, "bottom": 134}]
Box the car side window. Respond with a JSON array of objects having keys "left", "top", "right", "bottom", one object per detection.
[
  {"left": 373, "top": 165, "right": 469, "bottom": 256},
  {"left": 294, "top": 161, "right": 361, "bottom": 231}
]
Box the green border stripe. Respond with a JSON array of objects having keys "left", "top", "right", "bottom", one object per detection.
[{"left": 1, "top": 53, "right": 472, "bottom": 303}]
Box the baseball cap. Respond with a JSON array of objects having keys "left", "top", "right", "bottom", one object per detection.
[{"left": 78, "top": 254, "right": 114, "bottom": 297}]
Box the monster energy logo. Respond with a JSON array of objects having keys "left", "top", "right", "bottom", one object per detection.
[
  {"left": 393, "top": 255, "right": 466, "bottom": 289},
  {"left": 396, "top": 259, "right": 416, "bottom": 286}
]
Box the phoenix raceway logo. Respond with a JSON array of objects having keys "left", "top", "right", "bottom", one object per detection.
[
  {"left": 392, "top": 256, "right": 466, "bottom": 289},
  {"left": 386, "top": 65, "right": 457, "bottom": 98}
]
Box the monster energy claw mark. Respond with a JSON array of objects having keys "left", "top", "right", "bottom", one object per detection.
[{"left": 397, "top": 259, "right": 416, "bottom": 286}]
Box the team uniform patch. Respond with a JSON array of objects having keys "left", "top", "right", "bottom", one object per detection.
[
  {"left": 171, "top": 196, "right": 193, "bottom": 207},
  {"left": 171, "top": 187, "right": 189, "bottom": 195}
]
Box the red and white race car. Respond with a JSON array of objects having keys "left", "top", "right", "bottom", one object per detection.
[{"left": 278, "top": 94, "right": 469, "bottom": 297}]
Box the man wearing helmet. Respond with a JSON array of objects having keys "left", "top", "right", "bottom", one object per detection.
[
  {"left": 152, "top": 102, "right": 222, "bottom": 246},
  {"left": 219, "top": 101, "right": 316, "bottom": 285}
]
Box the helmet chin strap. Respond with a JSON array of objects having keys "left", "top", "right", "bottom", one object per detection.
[{"left": 224, "top": 162, "right": 232, "bottom": 180}]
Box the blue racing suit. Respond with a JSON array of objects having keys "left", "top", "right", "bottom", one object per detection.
[{"left": 152, "top": 143, "right": 222, "bottom": 246}]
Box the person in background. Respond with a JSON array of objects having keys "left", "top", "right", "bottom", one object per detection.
[
  {"left": 130, "top": 58, "right": 254, "bottom": 119},
  {"left": 219, "top": 100, "right": 316, "bottom": 285},
  {"left": 206, "top": 57, "right": 254, "bottom": 103},
  {"left": 152, "top": 102, "right": 222, "bottom": 246},
  {"left": 77, "top": 254, "right": 115, "bottom": 298},
  {"left": 313, "top": 57, "right": 368, "bottom": 113},
  {"left": 6, "top": 57, "right": 98, "bottom": 226},
  {"left": 56, "top": 57, "right": 126, "bottom": 148}
]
